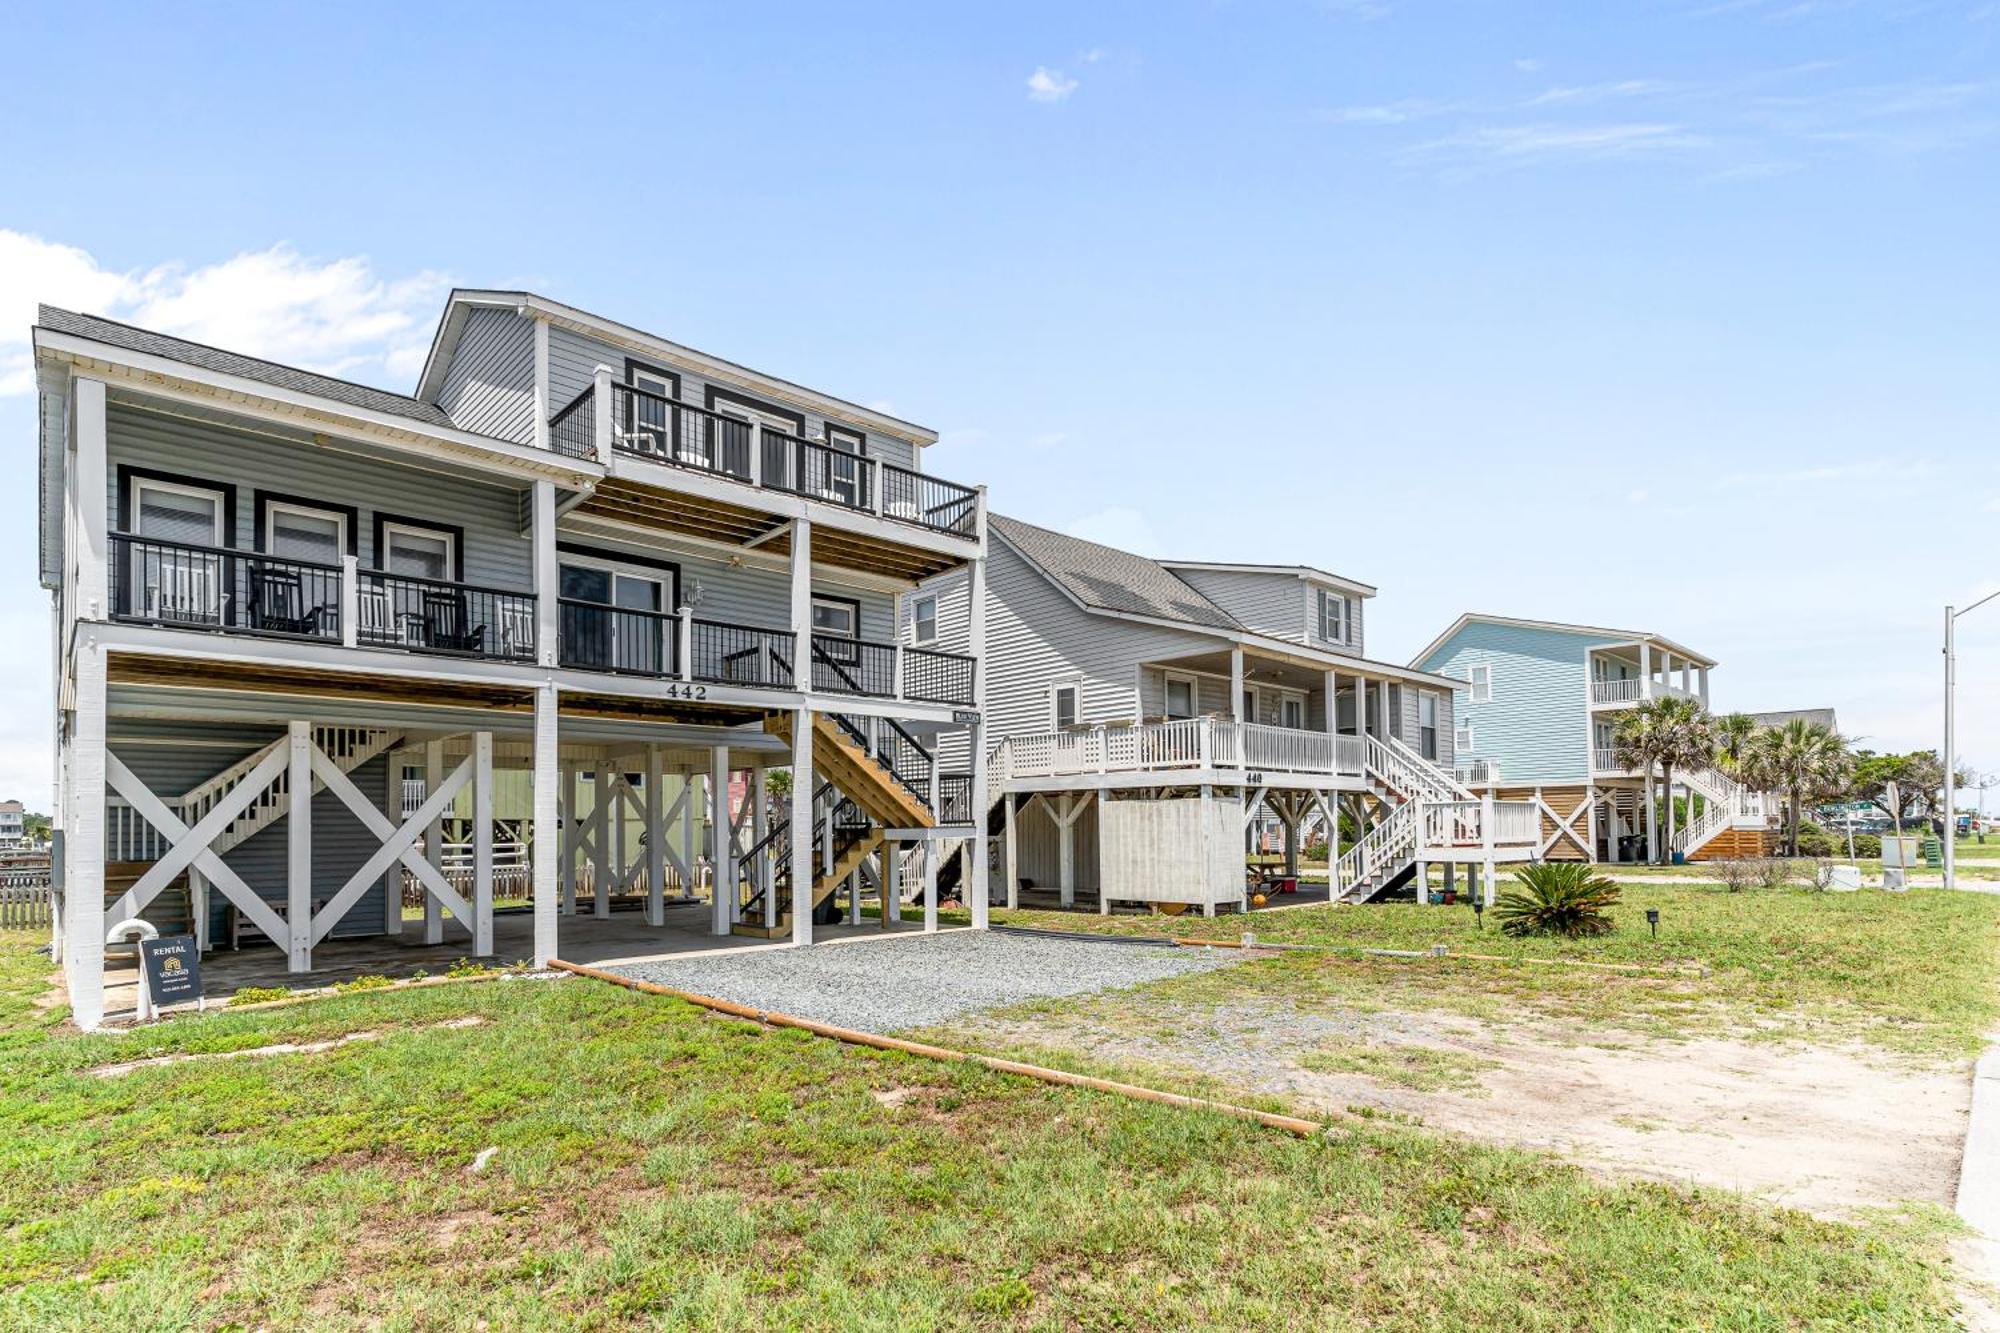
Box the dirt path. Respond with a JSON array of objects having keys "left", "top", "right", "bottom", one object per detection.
[{"left": 941, "top": 999, "right": 1972, "bottom": 1219}]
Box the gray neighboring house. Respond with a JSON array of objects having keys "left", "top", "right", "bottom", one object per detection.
[
  {"left": 40, "top": 291, "right": 990, "bottom": 1030},
  {"left": 905, "top": 516, "right": 1542, "bottom": 914}
]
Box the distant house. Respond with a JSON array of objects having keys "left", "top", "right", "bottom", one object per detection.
[
  {"left": 0, "top": 801, "right": 23, "bottom": 846},
  {"left": 1747, "top": 708, "right": 1840, "bottom": 734},
  {"left": 1412, "top": 614, "right": 1776, "bottom": 863},
  {"left": 910, "top": 518, "right": 1539, "bottom": 915}
]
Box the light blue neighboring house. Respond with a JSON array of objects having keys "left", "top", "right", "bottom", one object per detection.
[{"left": 1410, "top": 614, "right": 1768, "bottom": 863}]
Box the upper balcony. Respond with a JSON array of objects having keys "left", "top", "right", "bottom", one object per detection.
[
  {"left": 106, "top": 532, "right": 976, "bottom": 710},
  {"left": 549, "top": 380, "right": 980, "bottom": 542},
  {"left": 1587, "top": 644, "right": 1710, "bottom": 710}
]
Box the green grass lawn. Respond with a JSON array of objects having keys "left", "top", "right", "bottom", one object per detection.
[
  {"left": 987, "top": 883, "right": 2000, "bottom": 1060},
  {"left": 0, "top": 929, "right": 1976, "bottom": 1329}
]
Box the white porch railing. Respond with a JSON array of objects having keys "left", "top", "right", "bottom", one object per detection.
[
  {"left": 1591, "top": 677, "right": 1701, "bottom": 707},
  {"left": 1418, "top": 799, "right": 1540, "bottom": 852},
  {"left": 992, "top": 717, "right": 1369, "bottom": 783}
]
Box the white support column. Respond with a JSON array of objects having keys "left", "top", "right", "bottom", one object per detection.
[
  {"left": 472, "top": 731, "right": 494, "bottom": 957},
  {"left": 382, "top": 752, "right": 403, "bottom": 935},
  {"left": 711, "top": 746, "right": 733, "bottom": 935},
  {"left": 1415, "top": 860, "right": 1428, "bottom": 905},
  {"left": 1328, "top": 789, "right": 1344, "bottom": 898},
  {"left": 923, "top": 841, "right": 938, "bottom": 933},
  {"left": 1057, "top": 794, "right": 1076, "bottom": 909},
  {"left": 1483, "top": 855, "right": 1497, "bottom": 908},
  {"left": 1639, "top": 641, "right": 1653, "bottom": 696},
  {"left": 1199, "top": 784, "right": 1217, "bottom": 917},
  {"left": 1229, "top": 647, "right": 1245, "bottom": 723},
  {"left": 1698, "top": 664, "right": 1710, "bottom": 707},
  {"left": 645, "top": 744, "right": 665, "bottom": 927},
  {"left": 340, "top": 554, "right": 359, "bottom": 648},
  {"left": 884, "top": 839, "right": 902, "bottom": 925},
  {"left": 592, "top": 766, "right": 612, "bottom": 918},
  {"left": 424, "top": 740, "right": 445, "bottom": 944},
  {"left": 532, "top": 686, "right": 560, "bottom": 968},
  {"left": 63, "top": 636, "right": 108, "bottom": 1030},
  {"left": 531, "top": 480, "right": 558, "bottom": 668},
  {"left": 73, "top": 377, "right": 109, "bottom": 622},
  {"left": 790, "top": 707, "right": 814, "bottom": 947},
  {"left": 680, "top": 771, "right": 696, "bottom": 895},
  {"left": 1003, "top": 792, "right": 1019, "bottom": 910},
  {"left": 1586, "top": 788, "right": 1600, "bottom": 863},
  {"left": 1644, "top": 771, "right": 1659, "bottom": 864},
  {"left": 968, "top": 719, "right": 989, "bottom": 930},
  {"left": 591, "top": 364, "right": 614, "bottom": 466},
  {"left": 790, "top": 518, "right": 813, "bottom": 697},
  {"left": 558, "top": 762, "right": 576, "bottom": 914},
  {"left": 286, "top": 721, "right": 313, "bottom": 973}
]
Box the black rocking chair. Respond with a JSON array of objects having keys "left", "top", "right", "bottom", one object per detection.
[
  {"left": 422, "top": 590, "right": 486, "bottom": 654},
  {"left": 252, "top": 568, "right": 327, "bottom": 636}
]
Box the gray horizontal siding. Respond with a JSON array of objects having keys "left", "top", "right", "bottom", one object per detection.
[
  {"left": 1173, "top": 570, "right": 1303, "bottom": 643},
  {"left": 437, "top": 307, "right": 536, "bottom": 443},
  {"left": 39, "top": 366, "right": 69, "bottom": 587},
  {"left": 106, "top": 401, "right": 532, "bottom": 589},
  {"left": 547, "top": 324, "right": 921, "bottom": 473}
]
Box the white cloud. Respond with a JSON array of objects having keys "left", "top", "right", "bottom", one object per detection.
[
  {"left": 1029, "top": 431, "right": 1069, "bottom": 450},
  {"left": 1318, "top": 98, "right": 1454, "bottom": 125},
  {"left": 0, "top": 229, "right": 448, "bottom": 397},
  {"left": 1064, "top": 506, "right": 1162, "bottom": 555},
  {"left": 1514, "top": 58, "right": 1543, "bottom": 74},
  {"left": 1026, "top": 67, "right": 1079, "bottom": 103},
  {"left": 1526, "top": 79, "right": 1673, "bottom": 107},
  {"left": 1406, "top": 122, "right": 1711, "bottom": 167},
  {"left": 1079, "top": 48, "right": 1107, "bottom": 65}
]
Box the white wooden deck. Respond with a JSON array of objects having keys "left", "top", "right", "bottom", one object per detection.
[{"left": 992, "top": 718, "right": 1368, "bottom": 792}]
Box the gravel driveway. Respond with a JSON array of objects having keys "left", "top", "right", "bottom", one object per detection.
[{"left": 606, "top": 929, "right": 1248, "bottom": 1033}]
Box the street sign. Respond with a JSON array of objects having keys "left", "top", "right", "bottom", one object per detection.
[
  {"left": 140, "top": 934, "right": 203, "bottom": 1009},
  {"left": 951, "top": 710, "right": 980, "bottom": 725}
]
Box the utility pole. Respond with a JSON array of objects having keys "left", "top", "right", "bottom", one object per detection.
[{"left": 1944, "top": 588, "right": 2000, "bottom": 891}]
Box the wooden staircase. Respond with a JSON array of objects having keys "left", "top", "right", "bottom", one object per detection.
[
  {"left": 731, "top": 829, "right": 885, "bottom": 939},
  {"left": 763, "top": 714, "right": 936, "bottom": 830}
]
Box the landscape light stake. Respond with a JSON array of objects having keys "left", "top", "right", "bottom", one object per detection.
[
  {"left": 1646, "top": 908, "right": 1660, "bottom": 941},
  {"left": 1471, "top": 898, "right": 1484, "bottom": 930}
]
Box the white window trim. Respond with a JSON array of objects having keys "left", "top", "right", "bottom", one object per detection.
[
  {"left": 1454, "top": 723, "right": 1475, "bottom": 752},
  {"left": 1468, "top": 662, "right": 1493, "bottom": 703},
  {"left": 380, "top": 520, "right": 457, "bottom": 582},
  {"left": 130, "top": 477, "right": 226, "bottom": 545},
  {"left": 910, "top": 593, "right": 938, "bottom": 646},
  {"left": 811, "top": 595, "right": 859, "bottom": 639},
  {"left": 1280, "top": 692, "right": 1306, "bottom": 730},
  {"left": 1050, "top": 677, "right": 1083, "bottom": 730},
  {"left": 263, "top": 501, "right": 347, "bottom": 564},
  {"left": 558, "top": 553, "right": 676, "bottom": 611},
  {"left": 1163, "top": 670, "right": 1201, "bottom": 720}
]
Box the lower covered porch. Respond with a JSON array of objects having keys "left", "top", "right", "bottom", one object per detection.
[{"left": 57, "top": 651, "right": 984, "bottom": 1028}]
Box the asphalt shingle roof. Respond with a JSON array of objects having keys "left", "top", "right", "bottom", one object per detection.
[
  {"left": 990, "top": 514, "right": 1241, "bottom": 631},
  {"left": 36, "top": 306, "right": 455, "bottom": 428}
]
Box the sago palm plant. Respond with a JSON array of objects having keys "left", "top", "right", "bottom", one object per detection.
[
  {"left": 1493, "top": 862, "right": 1622, "bottom": 938},
  {"left": 1612, "top": 696, "right": 1719, "bottom": 864}
]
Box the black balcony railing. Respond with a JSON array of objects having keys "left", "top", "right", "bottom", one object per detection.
[
  {"left": 690, "top": 618, "right": 795, "bottom": 688},
  {"left": 358, "top": 570, "right": 536, "bottom": 661},
  {"left": 549, "top": 386, "right": 596, "bottom": 459},
  {"left": 566, "top": 382, "right": 978, "bottom": 538},
  {"left": 935, "top": 773, "right": 974, "bottom": 824},
  {"left": 109, "top": 533, "right": 342, "bottom": 642},
  {"left": 557, "top": 599, "right": 677, "bottom": 677},
  {"left": 881, "top": 463, "right": 978, "bottom": 537},
  {"left": 901, "top": 645, "right": 976, "bottom": 706},
  {"left": 812, "top": 633, "right": 896, "bottom": 697}
]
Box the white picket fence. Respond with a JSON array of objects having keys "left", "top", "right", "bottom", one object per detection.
[{"left": 0, "top": 869, "right": 53, "bottom": 930}]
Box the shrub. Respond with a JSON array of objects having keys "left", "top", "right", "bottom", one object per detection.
[
  {"left": 228, "top": 986, "right": 290, "bottom": 1007},
  {"left": 1493, "top": 862, "right": 1621, "bottom": 938},
  {"left": 1794, "top": 821, "right": 1838, "bottom": 858},
  {"left": 331, "top": 974, "right": 395, "bottom": 994},
  {"left": 1715, "top": 859, "right": 1757, "bottom": 893},
  {"left": 1755, "top": 857, "right": 1795, "bottom": 890},
  {"left": 1853, "top": 833, "right": 1882, "bottom": 858}
]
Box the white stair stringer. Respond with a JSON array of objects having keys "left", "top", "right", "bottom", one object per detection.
[
  {"left": 1332, "top": 736, "right": 1467, "bottom": 903},
  {"left": 1670, "top": 764, "right": 1758, "bottom": 858},
  {"left": 179, "top": 726, "right": 404, "bottom": 857}
]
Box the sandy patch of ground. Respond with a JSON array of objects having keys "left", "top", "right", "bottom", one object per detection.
[{"left": 941, "top": 998, "right": 1972, "bottom": 1219}]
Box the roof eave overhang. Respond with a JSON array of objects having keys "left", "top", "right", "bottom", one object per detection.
[{"left": 35, "top": 328, "right": 604, "bottom": 488}]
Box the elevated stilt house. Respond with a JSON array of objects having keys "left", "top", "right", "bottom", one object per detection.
[{"left": 38, "top": 292, "right": 989, "bottom": 1028}]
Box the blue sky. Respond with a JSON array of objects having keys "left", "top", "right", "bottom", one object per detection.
[{"left": 3, "top": 1, "right": 1997, "bottom": 809}]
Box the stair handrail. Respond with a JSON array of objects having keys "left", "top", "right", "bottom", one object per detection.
[{"left": 1333, "top": 799, "right": 1418, "bottom": 900}]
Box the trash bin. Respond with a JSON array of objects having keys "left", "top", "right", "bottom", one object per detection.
[{"left": 1671, "top": 851, "right": 1685, "bottom": 865}]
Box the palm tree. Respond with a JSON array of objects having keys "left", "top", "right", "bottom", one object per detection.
[
  {"left": 1612, "top": 696, "right": 1719, "bottom": 864},
  {"left": 1715, "top": 712, "right": 1760, "bottom": 775},
  {"left": 1742, "top": 719, "right": 1850, "bottom": 856}
]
